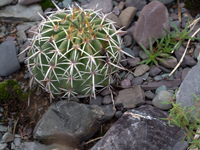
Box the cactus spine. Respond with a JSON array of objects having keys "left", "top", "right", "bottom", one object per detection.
[{"left": 25, "top": 3, "right": 129, "bottom": 100}]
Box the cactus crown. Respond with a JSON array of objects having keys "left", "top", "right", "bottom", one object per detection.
[{"left": 25, "top": 3, "right": 130, "bottom": 101}]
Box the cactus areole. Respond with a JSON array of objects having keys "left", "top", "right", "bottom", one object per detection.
[{"left": 27, "top": 4, "right": 127, "bottom": 100}]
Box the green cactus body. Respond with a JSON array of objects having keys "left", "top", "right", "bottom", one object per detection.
[{"left": 27, "top": 4, "right": 126, "bottom": 99}]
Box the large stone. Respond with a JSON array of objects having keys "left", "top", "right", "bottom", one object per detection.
[
  {"left": 0, "top": 0, "right": 13, "bottom": 7},
  {"left": 176, "top": 64, "right": 200, "bottom": 116},
  {"left": 141, "top": 80, "right": 182, "bottom": 90},
  {"left": 115, "top": 85, "right": 145, "bottom": 108},
  {"left": 0, "top": 41, "right": 20, "bottom": 76},
  {"left": 33, "top": 101, "right": 115, "bottom": 143},
  {"left": 18, "top": 0, "right": 43, "bottom": 5},
  {"left": 82, "top": 0, "right": 113, "bottom": 13},
  {"left": 119, "top": 7, "right": 137, "bottom": 30},
  {"left": 133, "top": 1, "right": 170, "bottom": 48},
  {"left": 91, "top": 105, "right": 185, "bottom": 150},
  {"left": 0, "top": 4, "right": 43, "bottom": 23}
]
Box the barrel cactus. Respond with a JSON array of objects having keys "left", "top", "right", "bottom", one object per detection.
[{"left": 24, "top": 3, "right": 129, "bottom": 100}]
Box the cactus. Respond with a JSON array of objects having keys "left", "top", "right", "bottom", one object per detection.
[{"left": 24, "top": 3, "right": 130, "bottom": 101}]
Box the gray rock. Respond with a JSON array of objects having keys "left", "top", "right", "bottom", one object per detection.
[
  {"left": 141, "top": 80, "right": 182, "bottom": 90},
  {"left": 126, "top": 25, "right": 135, "bottom": 36},
  {"left": 174, "top": 70, "right": 182, "bottom": 79},
  {"left": 182, "top": 67, "right": 190, "bottom": 79},
  {"left": 91, "top": 105, "right": 185, "bottom": 150},
  {"left": 89, "top": 96, "right": 102, "bottom": 105},
  {"left": 158, "top": 56, "right": 178, "bottom": 69},
  {"left": 0, "top": 4, "right": 43, "bottom": 23},
  {"left": 0, "top": 0, "right": 13, "bottom": 7},
  {"left": 145, "top": 90, "right": 156, "bottom": 99},
  {"left": 149, "top": 0, "right": 174, "bottom": 5},
  {"left": 133, "top": 1, "right": 170, "bottom": 48},
  {"left": 0, "top": 41, "right": 20, "bottom": 76},
  {"left": 16, "top": 24, "right": 31, "bottom": 32},
  {"left": 123, "top": 35, "right": 132, "bottom": 47},
  {"left": 18, "top": 0, "right": 43, "bottom": 5},
  {"left": 102, "top": 95, "right": 112, "bottom": 105},
  {"left": 33, "top": 101, "right": 115, "bottom": 143},
  {"left": 176, "top": 64, "right": 200, "bottom": 117},
  {"left": 172, "top": 141, "right": 188, "bottom": 150},
  {"left": 184, "top": 55, "right": 196, "bottom": 66},
  {"left": 0, "top": 143, "right": 7, "bottom": 150},
  {"left": 126, "top": 74, "right": 134, "bottom": 81},
  {"left": 115, "top": 111, "right": 123, "bottom": 118},
  {"left": 133, "top": 64, "right": 150, "bottom": 77},
  {"left": 82, "top": 0, "right": 113, "bottom": 13},
  {"left": 100, "top": 88, "right": 111, "bottom": 96},
  {"left": 0, "top": 125, "right": 7, "bottom": 132},
  {"left": 149, "top": 65, "right": 162, "bottom": 77},
  {"left": 115, "top": 85, "right": 145, "bottom": 108},
  {"left": 154, "top": 75, "right": 163, "bottom": 81},
  {"left": 2, "top": 132, "right": 14, "bottom": 143},
  {"left": 13, "top": 138, "right": 21, "bottom": 147},
  {"left": 62, "top": 0, "right": 72, "bottom": 8},
  {"left": 155, "top": 85, "right": 167, "bottom": 94},
  {"left": 122, "top": 48, "right": 135, "bottom": 57},
  {"left": 131, "top": 77, "right": 143, "bottom": 85},
  {"left": 158, "top": 65, "right": 171, "bottom": 73},
  {"left": 118, "top": 1, "right": 124, "bottom": 11},
  {"left": 16, "top": 31, "right": 27, "bottom": 42},
  {"left": 120, "top": 79, "right": 131, "bottom": 88},
  {"left": 125, "top": 0, "right": 146, "bottom": 11},
  {"left": 139, "top": 50, "right": 149, "bottom": 60},
  {"left": 152, "top": 90, "right": 173, "bottom": 110},
  {"left": 132, "top": 46, "right": 141, "bottom": 57},
  {"left": 107, "top": 13, "right": 122, "bottom": 29},
  {"left": 119, "top": 7, "right": 137, "bottom": 30},
  {"left": 5, "top": 36, "right": 15, "bottom": 41},
  {"left": 113, "top": 6, "right": 120, "bottom": 16},
  {"left": 22, "top": 141, "right": 75, "bottom": 150}
]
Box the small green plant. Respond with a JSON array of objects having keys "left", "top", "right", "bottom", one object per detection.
[
  {"left": 0, "top": 79, "right": 23, "bottom": 102},
  {"left": 138, "top": 21, "right": 197, "bottom": 67},
  {"left": 161, "top": 92, "right": 200, "bottom": 149}
]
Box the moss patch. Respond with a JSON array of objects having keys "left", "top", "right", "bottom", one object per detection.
[{"left": 40, "top": 0, "right": 64, "bottom": 11}]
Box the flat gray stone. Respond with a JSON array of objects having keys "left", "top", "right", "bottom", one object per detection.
[
  {"left": 0, "top": 41, "right": 20, "bottom": 76},
  {"left": 125, "top": 0, "right": 146, "bottom": 11},
  {"left": 33, "top": 101, "right": 115, "bottom": 143},
  {"left": 115, "top": 85, "right": 145, "bottom": 108},
  {"left": 133, "top": 64, "right": 150, "bottom": 77},
  {"left": 91, "top": 105, "right": 185, "bottom": 150},
  {"left": 149, "top": 0, "right": 174, "bottom": 5},
  {"left": 0, "top": 4, "right": 43, "bottom": 23},
  {"left": 176, "top": 64, "right": 200, "bottom": 116}
]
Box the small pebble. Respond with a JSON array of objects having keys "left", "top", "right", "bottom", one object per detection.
[
  {"left": 115, "top": 111, "right": 123, "bottom": 118},
  {"left": 121, "top": 79, "right": 131, "bottom": 88},
  {"left": 102, "top": 95, "right": 112, "bottom": 105}
]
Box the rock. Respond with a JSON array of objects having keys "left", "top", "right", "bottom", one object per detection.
[
  {"left": 22, "top": 142, "right": 75, "bottom": 150},
  {"left": 141, "top": 80, "right": 182, "bottom": 90},
  {"left": 133, "top": 1, "right": 170, "bottom": 48},
  {"left": 184, "top": 55, "right": 196, "bottom": 66},
  {"left": 158, "top": 65, "right": 171, "bottom": 73},
  {"left": 133, "top": 64, "right": 150, "bottom": 77},
  {"left": 115, "top": 85, "right": 145, "bottom": 108},
  {"left": 145, "top": 90, "right": 156, "bottom": 99},
  {"left": 107, "top": 13, "right": 122, "bottom": 29},
  {"left": 174, "top": 50, "right": 187, "bottom": 67},
  {"left": 91, "top": 105, "right": 185, "bottom": 150},
  {"left": 16, "top": 31, "right": 27, "bottom": 42},
  {"left": 113, "top": 6, "right": 120, "bottom": 16},
  {"left": 122, "top": 48, "right": 135, "bottom": 57},
  {"left": 0, "top": 4, "right": 43, "bottom": 23},
  {"left": 0, "top": 125, "right": 8, "bottom": 132},
  {"left": 174, "top": 70, "right": 182, "bottom": 79},
  {"left": 33, "top": 101, "right": 115, "bottom": 143},
  {"left": 0, "top": 0, "right": 13, "bottom": 7},
  {"left": 131, "top": 77, "right": 143, "bottom": 85},
  {"left": 89, "top": 96, "right": 102, "bottom": 106},
  {"left": 13, "top": 138, "right": 21, "bottom": 147},
  {"left": 120, "top": 79, "right": 131, "bottom": 88},
  {"left": 149, "top": 0, "right": 176, "bottom": 5},
  {"left": 0, "top": 41, "right": 20, "bottom": 76},
  {"left": 2, "top": 132, "right": 14, "bottom": 143},
  {"left": 123, "top": 35, "right": 132, "bottom": 47},
  {"left": 126, "top": 25, "right": 135, "bottom": 36},
  {"left": 0, "top": 143, "right": 7, "bottom": 150},
  {"left": 152, "top": 90, "right": 173, "bottom": 110},
  {"left": 16, "top": 24, "right": 31, "bottom": 32},
  {"left": 127, "top": 57, "right": 140, "bottom": 67},
  {"left": 82, "top": 0, "right": 113, "bottom": 13},
  {"left": 172, "top": 141, "right": 189, "bottom": 150},
  {"left": 149, "top": 65, "right": 162, "bottom": 77},
  {"left": 139, "top": 50, "right": 149, "bottom": 60},
  {"left": 155, "top": 85, "right": 167, "bottom": 94},
  {"left": 102, "top": 95, "right": 112, "bottom": 105},
  {"left": 18, "top": 0, "right": 42, "bottom": 5},
  {"left": 159, "top": 56, "right": 178, "bottom": 69},
  {"left": 119, "top": 7, "right": 137, "bottom": 30},
  {"left": 126, "top": 74, "right": 134, "bottom": 80},
  {"left": 176, "top": 64, "right": 200, "bottom": 116},
  {"left": 115, "top": 111, "right": 123, "bottom": 119},
  {"left": 125, "top": 0, "right": 146, "bottom": 11},
  {"left": 132, "top": 46, "right": 141, "bottom": 57},
  {"left": 100, "top": 88, "right": 111, "bottom": 96},
  {"left": 181, "top": 67, "right": 190, "bottom": 79},
  {"left": 62, "top": 0, "right": 72, "bottom": 7},
  {"left": 5, "top": 36, "right": 15, "bottom": 41},
  {"left": 118, "top": 1, "right": 124, "bottom": 11},
  {"left": 170, "top": 13, "right": 178, "bottom": 20}
]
